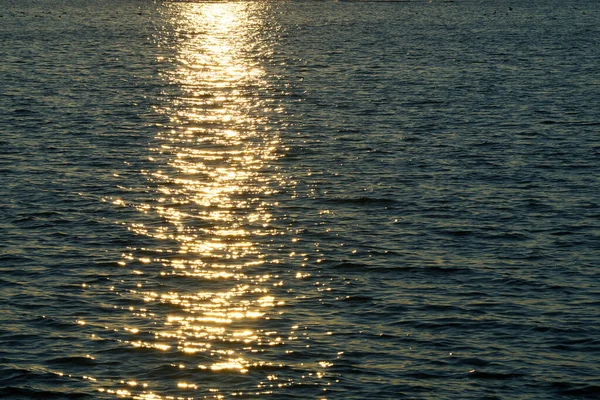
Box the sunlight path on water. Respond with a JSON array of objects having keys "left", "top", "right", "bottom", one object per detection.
[{"left": 100, "top": 3, "right": 323, "bottom": 398}]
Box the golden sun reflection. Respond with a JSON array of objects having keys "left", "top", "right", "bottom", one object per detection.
[{"left": 116, "top": 2, "right": 287, "bottom": 395}]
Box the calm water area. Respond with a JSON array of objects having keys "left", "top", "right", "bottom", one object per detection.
[{"left": 1, "top": 0, "right": 599, "bottom": 398}]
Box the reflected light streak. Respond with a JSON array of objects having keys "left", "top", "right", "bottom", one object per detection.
[{"left": 117, "top": 2, "right": 286, "bottom": 395}]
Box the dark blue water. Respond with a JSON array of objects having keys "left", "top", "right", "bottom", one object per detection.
[{"left": 1, "top": 0, "right": 599, "bottom": 399}]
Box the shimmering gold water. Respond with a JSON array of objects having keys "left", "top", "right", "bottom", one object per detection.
[{"left": 119, "top": 2, "right": 286, "bottom": 388}]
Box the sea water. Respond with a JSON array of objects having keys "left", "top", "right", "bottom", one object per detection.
[{"left": 1, "top": 0, "right": 599, "bottom": 398}]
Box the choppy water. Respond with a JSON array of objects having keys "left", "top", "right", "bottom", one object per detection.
[{"left": 1, "top": 0, "right": 599, "bottom": 399}]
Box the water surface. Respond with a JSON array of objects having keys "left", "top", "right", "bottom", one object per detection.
[{"left": 1, "top": 0, "right": 599, "bottom": 399}]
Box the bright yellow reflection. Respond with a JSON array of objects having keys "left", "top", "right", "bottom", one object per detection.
[{"left": 117, "top": 2, "right": 285, "bottom": 396}]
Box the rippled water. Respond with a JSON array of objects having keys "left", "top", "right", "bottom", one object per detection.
[{"left": 1, "top": 0, "right": 599, "bottom": 399}]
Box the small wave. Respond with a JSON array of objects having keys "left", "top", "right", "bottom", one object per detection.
[
  {"left": 490, "top": 275, "right": 549, "bottom": 289},
  {"left": 467, "top": 370, "right": 525, "bottom": 380},
  {"left": 435, "top": 229, "right": 474, "bottom": 237},
  {"left": 407, "top": 265, "right": 471, "bottom": 275},
  {"left": 481, "top": 231, "right": 531, "bottom": 241},
  {"left": 405, "top": 371, "right": 449, "bottom": 379},
  {"left": 420, "top": 304, "right": 466, "bottom": 313},
  {"left": 329, "top": 262, "right": 472, "bottom": 276},
  {"left": 248, "top": 362, "right": 291, "bottom": 371},
  {"left": 0, "top": 387, "right": 91, "bottom": 399},
  {"left": 540, "top": 120, "right": 600, "bottom": 126},
  {"left": 342, "top": 295, "right": 375, "bottom": 303},
  {"left": 46, "top": 356, "right": 97, "bottom": 367},
  {"left": 331, "top": 262, "right": 368, "bottom": 271},
  {"left": 549, "top": 337, "right": 600, "bottom": 352},
  {"left": 138, "top": 363, "right": 208, "bottom": 380},
  {"left": 552, "top": 382, "right": 600, "bottom": 398},
  {"left": 11, "top": 108, "right": 39, "bottom": 115},
  {"left": 361, "top": 265, "right": 473, "bottom": 279},
  {"left": 453, "top": 357, "right": 491, "bottom": 367},
  {"left": 320, "top": 196, "right": 399, "bottom": 205},
  {"left": 0, "top": 254, "right": 35, "bottom": 263},
  {"left": 30, "top": 316, "right": 78, "bottom": 329}
]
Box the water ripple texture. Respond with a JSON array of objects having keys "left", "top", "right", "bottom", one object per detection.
[{"left": 1, "top": 0, "right": 599, "bottom": 399}]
